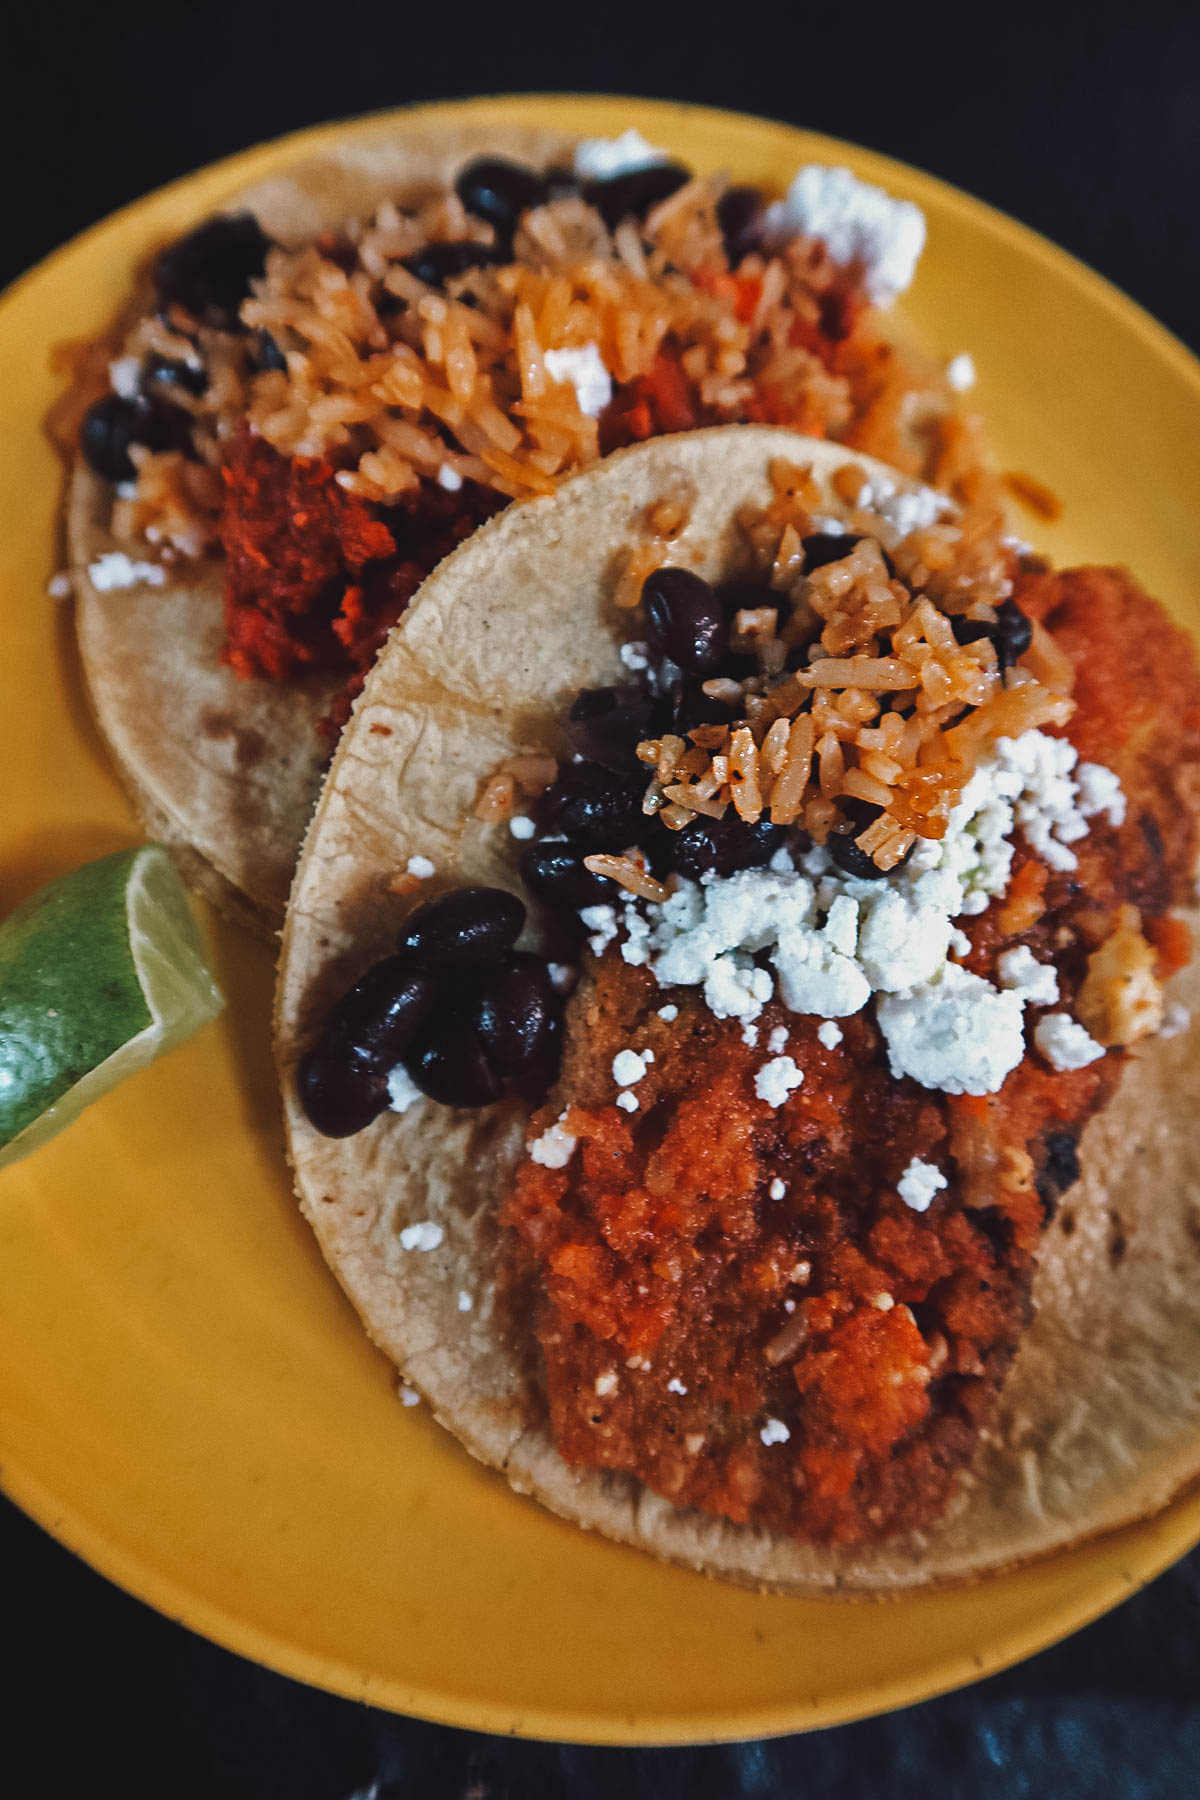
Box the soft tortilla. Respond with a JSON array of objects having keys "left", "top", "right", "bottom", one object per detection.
[
  {"left": 275, "top": 425, "right": 1200, "bottom": 1592},
  {"left": 68, "top": 122, "right": 580, "bottom": 934}
]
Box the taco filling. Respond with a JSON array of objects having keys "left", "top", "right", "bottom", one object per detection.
[
  {"left": 78, "top": 137, "right": 985, "bottom": 737},
  {"left": 293, "top": 451, "right": 1200, "bottom": 1547}
]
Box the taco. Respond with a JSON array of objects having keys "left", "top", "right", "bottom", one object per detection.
[
  {"left": 275, "top": 424, "right": 1200, "bottom": 1592},
  {"left": 65, "top": 120, "right": 984, "bottom": 934}
]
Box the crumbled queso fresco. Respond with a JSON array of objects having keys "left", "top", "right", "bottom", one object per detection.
[
  {"left": 581, "top": 731, "right": 1125, "bottom": 1099},
  {"left": 572, "top": 129, "right": 667, "bottom": 180},
  {"left": 897, "top": 1157, "right": 948, "bottom": 1213},
  {"left": 764, "top": 165, "right": 926, "bottom": 305},
  {"left": 543, "top": 344, "right": 613, "bottom": 418}
]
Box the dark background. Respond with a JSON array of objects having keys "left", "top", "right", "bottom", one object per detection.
[{"left": 3, "top": 1, "right": 1199, "bottom": 1794}]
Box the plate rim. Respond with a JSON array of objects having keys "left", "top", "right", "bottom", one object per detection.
[{"left": 5, "top": 91, "right": 1200, "bottom": 1745}]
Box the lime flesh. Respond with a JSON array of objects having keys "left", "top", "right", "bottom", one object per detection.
[{"left": 0, "top": 846, "right": 224, "bottom": 1169}]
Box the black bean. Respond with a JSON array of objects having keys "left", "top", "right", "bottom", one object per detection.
[
  {"left": 951, "top": 597, "right": 1033, "bottom": 673},
  {"left": 153, "top": 213, "right": 272, "bottom": 328},
  {"left": 666, "top": 674, "right": 734, "bottom": 735},
  {"left": 801, "top": 532, "right": 863, "bottom": 571},
  {"left": 401, "top": 241, "right": 509, "bottom": 288},
  {"left": 407, "top": 1024, "right": 503, "bottom": 1108},
  {"left": 454, "top": 158, "right": 550, "bottom": 238},
  {"left": 716, "top": 185, "right": 767, "bottom": 265},
  {"left": 665, "top": 814, "right": 784, "bottom": 880},
  {"left": 519, "top": 842, "right": 617, "bottom": 908},
  {"left": 79, "top": 394, "right": 193, "bottom": 482},
  {"left": 538, "top": 762, "right": 648, "bottom": 849},
  {"left": 544, "top": 164, "right": 583, "bottom": 200},
  {"left": 397, "top": 886, "right": 525, "bottom": 970},
  {"left": 992, "top": 597, "right": 1034, "bottom": 672},
  {"left": 584, "top": 162, "right": 691, "bottom": 228},
  {"left": 565, "top": 685, "right": 657, "bottom": 773},
  {"left": 319, "top": 955, "right": 440, "bottom": 1070},
  {"left": 142, "top": 352, "right": 208, "bottom": 396},
  {"left": 641, "top": 567, "right": 727, "bottom": 674},
  {"left": 469, "top": 952, "right": 556, "bottom": 1075},
  {"left": 252, "top": 329, "right": 288, "bottom": 373},
  {"left": 828, "top": 829, "right": 888, "bottom": 881},
  {"left": 297, "top": 1045, "right": 389, "bottom": 1137}
]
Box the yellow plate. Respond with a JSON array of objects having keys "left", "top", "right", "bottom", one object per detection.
[{"left": 3, "top": 95, "right": 1200, "bottom": 1745}]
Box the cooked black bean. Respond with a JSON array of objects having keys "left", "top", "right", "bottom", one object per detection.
[
  {"left": 153, "top": 213, "right": 272, "bottom": 328},
  {"left": 828, "top": 829, "right": 889, "bottom": 880},
  {"left": 544, "top": 164, "right": 582, "bottom": 200},
  {"left": 469, "top": 952, "right": 556, "bottom": 1075},
  {"left": 951, "top": 597, "right": 1033, "bottom": 673},
  {"left": 401, "top": 241, "right": 509, "bottom": 288},
  {"left": 519, "top": 842, "right": 617, "bottom": 908},
  {"left": 407, "top": 1024, "right": 503, "bottom": 1107},
  {"left": 297, "top": 1045, "right": 389, "bottom": 1137},
  {"left": 397, "top": 886, "right": 525, "bottom": 970},
  {"left": 538, "top": 762, "right": 648, "bottom": 849},
  {"left": 584, "top": 162, "right": 691, "bottom": 228},
  {"left": 641, "top": 567, "right": 727, "bottom": 674},
  {"left": 319, "top": 955, "right": 440, "bottom": 1070},
  {"left": 455, "top": 158, "right": 550, "bottom": 238},
  {"left": 665, "top": 814, "right": 784, "bottom": 880},
  {"left": 801, "top": 532, "right": 863, "bottom": 571},
  {"left": 79, "top": 394, "right": 193, "bottom": 482},
  {"left": 991, "top": 597, "right": 1033, "bottom": 672},
  {"left": 252, "top": 330, "right": 288, "bottom": 373},
  {"left": 142, "top": 352, "right": 208, "bottom": 396},
  {"left": 716, "top": 185, "right": 767, "bottom": 264},
  {"left": 565, "top": 685, "right": 657, "bottom": 772},
  {"left": 666, "top": 674, "right": 734, "bottom": 735}
]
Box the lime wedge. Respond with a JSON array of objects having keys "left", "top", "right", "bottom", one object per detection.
[{"left": 0, "top": 846, "right": 224, "bottom": 1169}]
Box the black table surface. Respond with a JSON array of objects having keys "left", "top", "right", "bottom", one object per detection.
[{"left": 4, "top": 2, "right": 1199, "bottom": 1793}]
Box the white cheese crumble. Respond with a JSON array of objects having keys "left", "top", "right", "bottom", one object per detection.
[
  {"left": 666, "top": 1377, "right": 688, "bottom": 1395},
  {"left": 547, "top": 962, "right": 576, "bottom": 993},
  {"left": 741, "top": 1023, "right": 760, "bottom": 1048},
  {"left": 619, "top": 640, "right": 650, "bottom": 672},
  {"left": 1161, "top": 1001, "right": 1191, "bottom": 1039},
  {"left": 508, "top": 814, "right": 536, "bottom": 839},
  {"left": 767, "top": 1025, "right": 789, "bottom": 1054},
  {"left": 1034, "top": 1013, "right": 1106, "bottom": 1071},
  {"left": 946, "top": 352, "right": 976, "bottom": 392},
  {"left": 572, "top": 129, "right": 667, "bottom": 180},
  {"left": 544, "top": 343, "right": 613, "bottom": 417},
  {"left": 87, "top": 551, "right": 167, "bottom": 591},
  {"left": 616, "top": 1091, "right": 639, "bottom": 1112},
  {"left": 613, "top": 1048, "right": 652, "bottom": 1086},
  {"left": 755, "top": 1056, "right": 805, "bottom": 1108},
  {"left": 897, "top": 1157, "right": 947, "bottom": 1213},
  {"left": 877, "top": 963, "right": 1026, "bottom": 1097},
  {"left": 594, "top": 1369, "right": 619, "bottom": 1396},
  {"left": 1076, "top": 761, "right": 1127, "bottom": 827},
  {"left": 406, "top": 853, "right": 435, "bottom": 879},
  {"left": 996, "top": 944, "right": 1060, "bottom": 1007},
  {"left": 399, "top": 1220, "right": 443, "bottom": 1252},
  {"left": 458, "top": 1290, "right": 473, "bottom": 1312},
  {"left": 597, "top": 731, "right": 1124, "bottom": 1097},
  {"left": 769, "top": 1177, "right": 786, "bottom": 1200},
  {"left": 386, "top": 1064, "right": 424, "bottom": 1114},
  {"left": 399, "top": 1384, "right": 422, "bottom": 1407},
  {"left": 529, "top": 1113, "right": 578, "bottom": 1168},
  {"left": 47, "top": 571, "right": 72, "bottom": 599},
  {"left": 817, "top": 1020, "right": 843, "bottom": 1049},
  {"left": 109, "top": 355, "right": 142, "bottom": 399},
  {"left": 760, "top": 1418, "right": 791, "bottom": 1446},
  {"left": 764, "top": 165, "right": 927, "bottom": 304},
  {"left": 436, "top": 463, "right": 463, "bottom": 491},
  {"left": 657, "top": 1003, "right": 679, "bottom": 1022}
]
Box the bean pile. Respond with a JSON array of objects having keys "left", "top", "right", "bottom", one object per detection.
[{"left": 298, "top": 887, "right": 560, "bottom": 1136}]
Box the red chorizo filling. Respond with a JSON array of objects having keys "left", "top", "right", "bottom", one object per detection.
[{"left": 501, "top": 566, "right": 1200, "bottom": 1543}]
